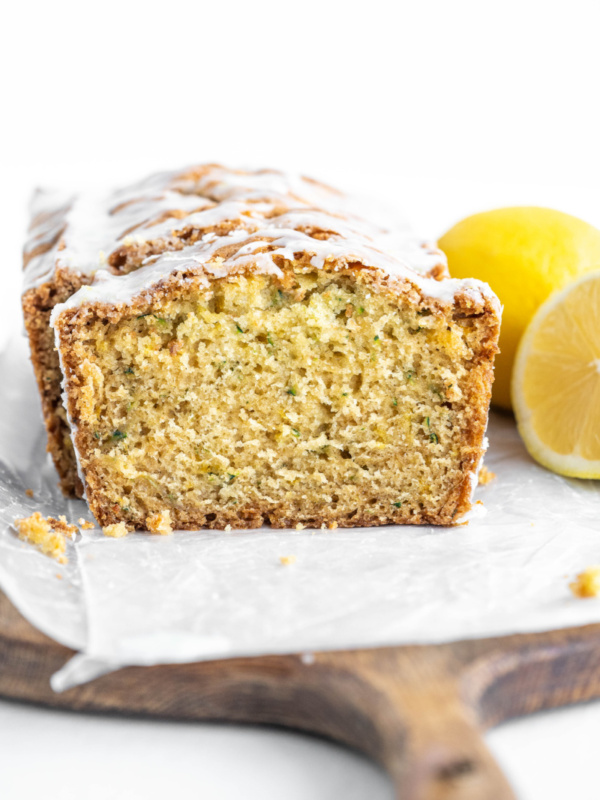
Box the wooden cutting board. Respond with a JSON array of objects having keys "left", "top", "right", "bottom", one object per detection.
[{"left": 2, "top": 589, "right": 600, "bottom": 799}]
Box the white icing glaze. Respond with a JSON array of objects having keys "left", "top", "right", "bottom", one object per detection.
[
  {"left": 21, "top": 164, "right": 499, "bottom": 320},
  {"left": 454, "top": 431, "right": 490, "bottom": 525},
  {"left": 54, "top": 334, "right": 87, "bottom": 499}
]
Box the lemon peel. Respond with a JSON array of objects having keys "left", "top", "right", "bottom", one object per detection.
[{"left": 439, "top": 207, "right": 600, "bottom": 409}]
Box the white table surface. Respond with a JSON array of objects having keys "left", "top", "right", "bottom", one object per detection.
[{"left": 1, "top": 693, "right": 599, "bottom": 798}]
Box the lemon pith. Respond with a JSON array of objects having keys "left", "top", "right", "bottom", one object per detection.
[
  {"left": 439, "top": 207, "right": 600, "bottom": 409},
  {"left": 512, "top": 270, "right": 600, "bottom": 478}
]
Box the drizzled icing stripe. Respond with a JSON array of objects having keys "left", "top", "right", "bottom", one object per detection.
[{"left": 22, "top": 163, "right": 498, "bottom": 318}]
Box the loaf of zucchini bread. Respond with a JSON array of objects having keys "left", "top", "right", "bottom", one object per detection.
[{"left": 22, "top": 164, "right": 500, "bottom": 529}]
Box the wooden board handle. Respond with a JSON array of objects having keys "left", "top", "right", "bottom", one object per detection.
[
  {"left": 371, "top": 680, "right": 515, "bottom": 798},
  {"left": 389, "top": 720, "right": 514, "bottom": 798},
  {"left": 301, "top": 649, "right": 515, "bottom": 799}
]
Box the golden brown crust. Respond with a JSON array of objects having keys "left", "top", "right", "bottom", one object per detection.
[{"left": 22, "top": 269, "right": 89, "bottom": 496}]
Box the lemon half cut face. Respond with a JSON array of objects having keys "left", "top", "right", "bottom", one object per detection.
[{"left": 512, "top": 270, "right": 600, "bottom": 478}]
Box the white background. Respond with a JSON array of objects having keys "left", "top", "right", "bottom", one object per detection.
[{"left": 2, "top": 1, "right": 600, "bottom": 796}]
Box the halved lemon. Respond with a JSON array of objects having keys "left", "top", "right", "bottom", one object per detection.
[{"left": 512, "top": 269, "right": 600, "bottom": 478}]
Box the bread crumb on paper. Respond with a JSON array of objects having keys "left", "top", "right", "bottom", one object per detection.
[
  {"left": 14, "top": 511, "right": 68, "bottom": 564},
  {"left": 280, "top": 555, "right": 297, "bottom": 566},
  {"left": 25, "top": 489, "right": 34, "bottom": 498},
  {"left": 146, "top": 510, "right": 173, "bottom": 536},
  {"left": 478, "top": 465, "right": 496, "bottom": 485},
  {"left": 570, "top": 567, "right": 600, "bottom": 598},
  {"left": 102, "top": 522, "right": 129, "bottom": 539},
  {"left": 48, "top": 515, "right": 78, "bottom": 538},
  {"left": 78, "top": 518, "right": 95, "bottom": 530}
]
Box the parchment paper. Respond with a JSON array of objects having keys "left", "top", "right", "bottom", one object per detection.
[{"left": 2, "top": 336, "right": 600, "bottom": 692}]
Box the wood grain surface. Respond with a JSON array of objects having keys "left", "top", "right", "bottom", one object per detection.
[{"left": 2, "top": 589, "right": 600, "bottom": 799}]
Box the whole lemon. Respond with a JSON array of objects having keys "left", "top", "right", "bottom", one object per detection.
[{"left": 438, "top": 207, "right": 600, "bottom": 409}]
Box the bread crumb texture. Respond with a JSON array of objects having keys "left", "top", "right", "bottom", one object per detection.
[
  {"left": 146, "top": 510, "right": 173, "bottom": 536},
  {"left": 60, "top": 269, "right": 496, "bottom": 530},
  {"left": 102, "top": 522, "right": 129, "bottom": 538},
  {"left": 570, "top": 567, "right": 600, "bottom": 598},
  {"left": 14, "top": 511, "right": 69, "bottom": 563},
  {"left": 280, "top": 555, "right": 297, "bottom": 566},
  {"left": 78, "top": 518, "right": 95, "bottom": 529}
]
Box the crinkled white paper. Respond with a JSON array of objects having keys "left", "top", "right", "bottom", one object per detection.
[{"left": 2, "top": 336, "right": 600, "bottom": 692}]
